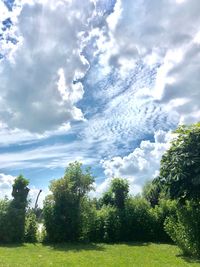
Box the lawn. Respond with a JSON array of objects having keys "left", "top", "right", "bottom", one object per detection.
[{"left": 0, "top": 243, "right": 199, "bottom": 267}]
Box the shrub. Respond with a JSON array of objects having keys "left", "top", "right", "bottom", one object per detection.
[
  {"left": 165, "top": 201, "right": 200, "bottom": 258},
  {"left": 123, "top": 197, "right": 155, "bottom": 242},
  {"left": 0, "top": 198, "right": 11, "bottom": 243},
  {"left": 151, "top": 199, "right": 176, "bottom": 242},
  {"left": 95, "top": 205, "right": 121, "bottom": 242},
  {"left": 24, "top": 211, "right": 38, "bottom": 243}
]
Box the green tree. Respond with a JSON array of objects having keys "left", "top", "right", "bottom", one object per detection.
[
  {"left": 9, "top": 175, "right": 29, "bottom": 242},
  {"left": 143, "top": 177, "right": 168, "bottom": 207},
  {"left": 100, "top": 178, "right": 129, "bottom": 209},
  {"left": 43, "top": 161, "right": 94, "bottom": 242},
  {"left": 111, "top": 178, "right": 129, "bottom": 209},
  {"left": 159, "top": 123, "right": 200, "bottom": 257},
  {"left": 160, "top": 123, "right": 200, "bottom": 202}
]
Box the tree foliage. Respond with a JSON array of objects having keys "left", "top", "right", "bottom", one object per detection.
[
  {"left": 24, "top": 210, "right": 38, "bottom": 243},
  {"left": 43, "top": 161, "right": 94, "bottom": 242},
  {"left": 165, "top": 201, "right": 200, "bottom": 258},
  {"left": 160, "top": 123, "right": 200, "bottom": 202}
]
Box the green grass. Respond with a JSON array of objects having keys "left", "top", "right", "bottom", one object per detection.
[{"left": 0, "top": 243, "right": 199, "bottom": 267}]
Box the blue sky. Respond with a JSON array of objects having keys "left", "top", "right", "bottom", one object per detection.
[{"left": 0, "top": 0, "right": 200, "bottom": 205}]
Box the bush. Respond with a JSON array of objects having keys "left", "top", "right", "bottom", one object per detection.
[
  {"left": 123, "top": 197, "right": 155, "bottom": 242},
  {"left": 24, "top": 211, "right": 38, "bottom": 243},
  {"left": 165, "top": 201, "right": 200, "bottom": 258},
  {"left": 151, "top": 199, "right": 176, "bottom": 242},
  {"left": 95, "top": 205, "right": 121, "bottom": 242},
  {"left": 0, "top": 198, "right": 11, "bottom": 243},
  {"left": 78, "top": 198, "right": 97, "bottom": 242}
]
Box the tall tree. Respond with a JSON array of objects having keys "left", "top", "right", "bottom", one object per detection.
[
  {"left": 159, "top": 123, "right": 200, "bottom": 202},
  {"left": 9, "top": 175, "right": 29, "bottom": 242},
  {"left": 43, "top": 161, "right": 94, "bottom": 242}
]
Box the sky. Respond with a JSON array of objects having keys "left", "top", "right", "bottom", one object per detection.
[{"left": 0, "top": 0, "right": 200, "bottom": 206}]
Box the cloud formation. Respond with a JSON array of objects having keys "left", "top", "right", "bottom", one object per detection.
[
  {"left": 100, "top": 130, "right": 173, "bottom": 195},
  {"left": 98, "top": 0, "right": 200, "bottom": 124},
  {"left": 0, "top": 0, "right": 94, "bottom": 132},
  {"left": 0, "top": 173, "right": 15, "bottom": 198}
]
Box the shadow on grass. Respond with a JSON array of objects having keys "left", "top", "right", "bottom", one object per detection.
[
  {"left": 46, "top": 241, "right": 151, "bottom": 252},
  {"left": 0, "top": 243, "right": 25, "bottom": 248},
  {"left": 115, "top": 242, "right": 150, "bottom": 247},
  {"left": 47, "top": 243, "right": 105, "bottom": 252},
  {"left": 176, "top": 254, "right": 200, "bottom": 264}
]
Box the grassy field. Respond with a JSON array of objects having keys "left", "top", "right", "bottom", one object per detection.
[{"left": 0, "top": 243, "right": 199, "bottom": 267}]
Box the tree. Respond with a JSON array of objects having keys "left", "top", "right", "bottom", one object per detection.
[
  {"left": 100, "top": 178, "right": 129, "bottom": 209},
  {"left": 111, "top": 178, "right": 129, "bottom": 209},
  {"left": 43, "top": 161, "right": 94, "bottom": 242},
  {"left": 159, "top": 123, "right": 200, "bottom": 202},
  {"left": 159, "top": 123, "right": 200, "bottom": 257},
  {"left": 9, "top": 175, "right": 29, "bottom": 242},
  {"left": 100, "top": 191, "right": 114, "bottom": 207},
  {"left": 143, "top": 177, "right": 167, "bottom": 207},
  {"left": 12, "top": 175, "right": 29, "bottom": 207}
]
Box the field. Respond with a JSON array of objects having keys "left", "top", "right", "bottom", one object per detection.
[{"left": 0, "top": 243, "right": 200, "bottom": 267}]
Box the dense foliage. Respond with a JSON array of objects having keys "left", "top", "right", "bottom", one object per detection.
[
  {"left": 159, "top": 123, "right": 200, "bottom": 257},
  {"left": 160, "top": 123, "right": 200, "bottom": 202},
  {"left": 165, "top": 201, "right": 200, "bottom": 258},
  {"left": 24, "top": 210, "right": 38, "bottom": 243},
  {"left": 0, "top": 175, "right": 29, "bottom": 243},
  {"left": 43, "top": 161, "right": 94, "bottom": 242}
]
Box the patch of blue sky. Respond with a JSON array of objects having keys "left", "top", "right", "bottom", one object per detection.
[
  {"left": 1, "top": 167, "right": 63, "bottom": 190},
  {"left": 2, "top": 18, "right": 12, "bottom": 30},
  {"left": 95, "top": 0, "right": 116, "bottom": 16},
  {"left": 3, "top": 0, "right": 15, "bottom": 11},
  {"left": 0, "top": 131, "right": 78, "bottom": 153},
  {"left": 0, "top": 156, "right": 105, "bottom": 189}
]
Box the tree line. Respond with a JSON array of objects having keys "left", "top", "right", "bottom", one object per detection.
[{"left": 0, "top": 122, "right": 199, "bottom": 258}]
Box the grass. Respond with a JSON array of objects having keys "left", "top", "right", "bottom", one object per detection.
[{"left": 0, "top": 243, "right": 199, "bottom": 267}]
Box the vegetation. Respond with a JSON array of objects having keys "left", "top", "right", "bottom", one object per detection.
[
  {"left": 0, "top": 175, "right": 29, "bottom": 243},
  {"left": 160, "top": 123, "right": 200, "bottom": 202},
  {"left": 159, "top": 123, "right": 200, "bottom": 257},
  {"left": 0, "top": 243, "right": 199, "bottom": 267},
  {"left": 43, "top": 162, "right": 94, "bottom": 242},
  {"left": 0, "top": 122, "right": 199, "bottom": 261}
]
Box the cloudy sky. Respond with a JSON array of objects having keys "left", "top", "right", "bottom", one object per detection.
[{"left": 0, "top": 0, "right": 200, "bottom": 205}]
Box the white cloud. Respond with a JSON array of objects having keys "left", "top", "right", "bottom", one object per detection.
[
  {"left": 95, "top": 0, "right": 200, "bottom": 124},
  {"left": 0, "top": 173, "right": 15, "bottom": 198},
  {"left": 0, "top": 122, "right": 71, "bottom": 146},
  {"left": 0, "top": 0, "right": 94, "bottom": 132},
  {"left": 99, "top": 130, "right": 173, "bottom": 196},
  {"left": 81, "top": 67, "right": 178, "bottom": 157}
]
